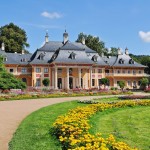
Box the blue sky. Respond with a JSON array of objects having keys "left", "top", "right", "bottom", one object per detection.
[{"left": 0, "top": 0, "right": 150, "bottom": 55}]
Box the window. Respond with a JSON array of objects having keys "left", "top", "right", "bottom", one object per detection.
[
  {"left": 44, "top": 68, "right": 49, "bottom": 73},
  {"left": 128, "top": 70, "right": 131, "bottom": 74},
  {"left": 122, "top": 70, "right": 126, "bottom": 74},
  {"left": 3, "top": 57, "right": 7, "bottom": 62},
  {"left": 117, "top": 70, "right": 120, "bottom": 74},
  {"left": 92, "top": 69, "right": 95, "bottom": 73},
  {"left": 98, "top": 69, "right": 102, "bottom": 73},
  {"left": 10, "top": 69, "right": 14, "bottom": 73},
  {"left": 129, "top": 59, "right": 134, "bottom": 64},
  {"left": 117, "top": 81, "right": 120, "bottom": 86},
  {"left": 36, "top": 68, "right": 41, "bottom": 73},
  {"left": 69, "top": 68, "right": 73, "bottom": 75},
  {"left": 119, "top": 58, "right": 125, "bottom": 64},
  {"left": 138, "top": 81, "right": 141, "bottom": 86},
  {"left": 38, "top": 53, "right": 45, "bottom": 60},
  {"left": 92, "top": 55, "right": 98, "bottom": 62},
  {"left": 58, "top": 68, "right": 62, "bottom": 74},
  {"left": 139, "top": 70, "right": 142, "bottom": 74},
  {"left": 36, "top": 79, "right": 41, "bottom": 87},
  {"left": 133, "top": 70, "right": 136, "bottom": 75},
  {"left": 128, "top": 81, "right": 131, "bottom": 86},
  {"left": 133, "top": 81, "right": 136, "bottom": 86},
  {"left": 92, "top": 79, "right": 95, "bottom": 86},
  {"left": 22, "top": 78, "right": 27, "bottom": 84},
  {"left": 21, "top": 58, "right": 27, "bottom": 62},
  {"left": 69, "top": 52, "right": 76, "bottom": 59},
  {"left": 21, "top": 68, "right": 27, "bottom": 73}
]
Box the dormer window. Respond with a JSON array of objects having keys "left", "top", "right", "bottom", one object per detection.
[
  {"left": 21, "top": 58, "right": 27, "bottom": 62},
  {"left": 119, "top": 58, "right": 125, "bottom": 64},
  {"left": 129, "top": 59, "right": 134, "bottom": 64},
  {"left": 92, "top": 55, "right": 98, "bottom": 62},
  {"left": 38, "top": 53, "right": 45, "bottom": 60},
  {"left": 69, "top": 52, "right": 76, "bottom": 59},
  {"left": 3, "top": 57, "right": 7, "bottom": 62}
]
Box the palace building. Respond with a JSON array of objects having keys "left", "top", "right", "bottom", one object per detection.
[{"left": 0, "top": 31, "right": 148, "bottom": 90}]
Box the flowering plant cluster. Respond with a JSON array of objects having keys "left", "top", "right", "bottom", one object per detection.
[
  {"left": 119, "top": 95, "right": 150, "bottom": 100},
  {"left": 52, "top": 100, "right": 150, "bottom": 150}
]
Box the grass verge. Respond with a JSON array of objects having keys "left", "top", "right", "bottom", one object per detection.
[
  {"left": 9, "top": 101, "right": 86, "bottom": 150},
  {"left": 89, "top": 106, "right": 150, "bottom": 150}
]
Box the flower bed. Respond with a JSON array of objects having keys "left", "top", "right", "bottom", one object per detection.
[
  {"left": 0, "top": 90, "right": 132, "bottom": 101},
  {"left": 52, "top": 100, "right": 150, "bottom": 150},
  {"left": 119, "top": 95, "right": 150, "bottom": 100}
]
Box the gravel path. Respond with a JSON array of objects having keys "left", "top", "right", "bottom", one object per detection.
[{"left": 0, "top": 92, "right": 149, "bottom": 150}]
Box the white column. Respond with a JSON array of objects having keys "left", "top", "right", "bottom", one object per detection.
[
  {"left": 67, "top": 67, "right": 69, "bottom": 89},
  {"left": 54, "top": 67, "right": 58, "bottom": 89},
  {"left": 90, "top": 67, "right": 92, "bottom": 88},
  {"left": 78, "top": 68, "right": 81, "bottom": 88}
]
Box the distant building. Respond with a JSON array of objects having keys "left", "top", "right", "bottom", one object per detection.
[{"left": 0, "top": 31, "right": 148, "bottom": 89}]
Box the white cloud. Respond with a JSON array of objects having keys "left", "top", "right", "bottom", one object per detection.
[
  {"left": 139, "top": 31, "right": 150, "bottom": 42},
  {"left": 41, "top": 11, "right": 62, "bottom": 19}
]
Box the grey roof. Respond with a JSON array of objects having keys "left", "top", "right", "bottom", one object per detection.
[
  {"left": 60, "top": 41, "right": 84, "bottom": 51},
  {"left": 0, "top": 49, "right": 32, "bottom": 65},
  {"left": 104, "top": 53, "right": 146, "bottom": 68},
  {"left": 73, "top": 42, "right": 96, "bottom": 53},
  {"left": 29, "top": 50, "right": 55, "bottom": 64},
  {"left": 51, "top": 49, "right": 93, "bottom": 64},
  {"left": 86, "top": 53, "right": 107, "bottom": 66},
  {"left": 102, "top": 56, "right": 117, "bottom": 66},
  {"left": 38, "top": 41, "right": 63, "bottom": 52}
]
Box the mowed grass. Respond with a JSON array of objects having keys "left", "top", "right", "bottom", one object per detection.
[
  {"left": 89, "top": 106, "right": 150, "bottom": 150},
  {"left": 9, "top": 100, "right": 86, "bottom": 150}
]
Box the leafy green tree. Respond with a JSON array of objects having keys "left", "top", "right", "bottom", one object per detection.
[
  {"left": 0, "top": 22, "right": 29, "bottom": 53},
  {"left": 99, "top": 78, "right": 109, "bottom": 89},
  {"left": 76, "top": 32, "right": 107, "bottom": 55},
  {"left": 42, "top": 78, "right": 50, "bottom": 87},
  {"left": 0, "top": 56, "right": 26, "bottom": 91},
  {"left": 140, "top": 78, "right": 149, "bottom": 89},
  {"left": 109, "top": 47, "right": 118, "bottom": 56},
  {"left": 118, "top": 81, "right": 125, "bottom": 91}
]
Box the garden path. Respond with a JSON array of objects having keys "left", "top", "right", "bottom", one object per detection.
[{"left": 0, "top": 92, "right": 149, "bottom": 150}]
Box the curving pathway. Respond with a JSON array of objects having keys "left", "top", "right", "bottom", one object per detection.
[{"left": 0, "top": 92, "right": 149, "bottom": 150}]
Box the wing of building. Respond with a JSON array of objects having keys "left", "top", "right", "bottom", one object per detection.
[{"left": 0, "top": 31, "right": 148, "bottom": 90}]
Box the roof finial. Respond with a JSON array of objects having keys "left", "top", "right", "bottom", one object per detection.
[
  {"left": 63, "top": 27, "right": 69, "bottom": 44},
  {"left": 45, "top": 30, "right": 49, "bottom": 43},
  {"left": 125, "top": 47, "right": 129, "bottom": 55}
]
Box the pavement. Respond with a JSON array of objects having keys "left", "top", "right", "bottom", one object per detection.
[{"left": 0, "top": 92, "right": 149, "bottom": 150}]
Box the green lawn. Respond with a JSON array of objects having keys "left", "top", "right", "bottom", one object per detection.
[
  {"left": 89, "top": 106, "right": 150, "bottom": 150},
  {"left": 9, "top": 101, "right": 86, "bottom": 150},
  {"left": 9, "top": 99, "right": 150, "bottom": 150}
]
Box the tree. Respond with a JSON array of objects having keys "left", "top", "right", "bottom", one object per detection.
[
  {"left": 0, "top": 22, "right": 29, "bottom": 53},
  {"left": 109, "top": 47, "right": 118, "bottom": 56},
  {"left": 118, "top": 81, "right": 125, "bottom": 91},
  {"left": 99, "top": 78, "right": 109, "bottom": 89},
  {"left": 76, "top": 32, "right": 107, "bottom": 55},
  {"left": 0, "top": 56, "right": 26, "bottom": 91},
  {"left": 140, "top": 78, "right": 149, "bottom": 89},
  {"left": 42, "top": 78, "right": 50, "bottom": 87}
]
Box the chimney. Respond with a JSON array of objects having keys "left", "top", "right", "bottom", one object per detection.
[
  {"left": 125, "top": 47, "right": 129, "bottom": 55},
  {"left": 81, "top": 36, "right": 85, "bottom": 45},
  {"left": 22, "top": 49, "right": 25, "bottom": 54},
  {"left": 63, "top": 30, "right": 68, "bottom": 44},
  {"left": 118, "top": 47, "right": 121, "bottom": 55},
  {"left": 1, "top": 42, "right": 5, "bottom": 51},
  {"left": 45, "top": 32, "right": 49, "bottom": 43}
]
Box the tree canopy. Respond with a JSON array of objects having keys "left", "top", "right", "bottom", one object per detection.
[
  {"left": 76, "top": 32, "right": 108, "bottom": 55},
  {"left": 0, "top": 22, "right": 29, "bottom": 53}
]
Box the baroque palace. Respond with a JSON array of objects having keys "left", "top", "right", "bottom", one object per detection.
[{"left": 0, "top": 31, "right": 147, "bottom": 90}]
